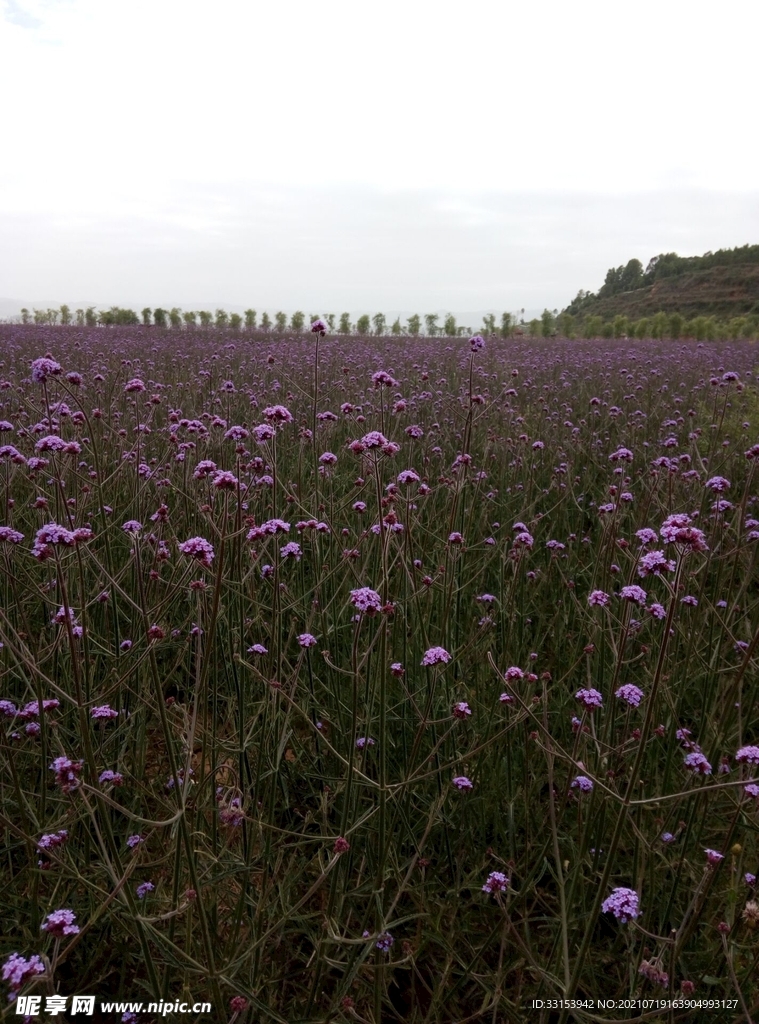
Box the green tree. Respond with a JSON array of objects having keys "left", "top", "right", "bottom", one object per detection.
[
  {"left": 482, "top": 313, "right": 496, "bottom": 334},
  {"left": 528, "top": 318, "right": 541, "bottom": 337},
  {"left": 261, "top": 312, "right": 272, "bottom": 331},
  {"left": 635, "top": 318, "right": 649, "bottom": 340},
  {"left": 500, "top": 312, "right": 512, "bottom": 338},
  {"left": 540, "top": 309, "right": 555, "bottom": 338},
  {"left": 356, "top": 315, "right": 371, "bottom": 335},
  {"left": 728, "top": 316, "right": 747, "bottom": 340},
  {"left": 75, "top": 309, "right": 84, "bottom": 326},
  {"left": 60, "top": 304, "right": 71, "bottom": 326},
  {"left": 326, "top": 314, "right": 336, "bottom": 332},
  {"left": 85, "top": 307, "right": 98, "bottom": 327},
  {"left": 443, "top": 313, "right": 457, "bottom": 336},
  {"left": 668, "top": 312, "right": 683, "bottom": 340},
  {"left": 141, "top": 308, "right": 152, "bottom": 326},
  {"left": 274, "top": 312, "right": 287, "bottom": 331},
  {"left": 20, "top": 308, "right": 30, "bottom": 324},
  {"left": 650, "top": 311, "right": 668, "bottom": 341},
  {"left": 705, "top": 316, "right": 718, "bottom": 341},
  {"left": 291, "top": 311, "right": 305, "bottom": 332},
  {"left": 601, "top": 321, "right": 614, "bottom": 339},
  {"left": 229, "top": 313, "right": 243, "bottom": 330},
  {"left": 583, "top": 315, "right": 603, "bottom": 339},
  {"left": 46, "top": 308, "right": 60, "bottom": 325},
  {"left": 338, "top": 313, "right": 351, "bottom": 334},
  {"left": 558, "top": 312, "right": 574, "bottom": 338},
  {"left": 406, "top": 314, "right": 421, "bottom": 336},
  {"left": 198, "top": 310, "right": 213, "bottom": 327},
  {"left": 613, "top": 315, "right": 628, "bottom": 339},
  {"left": 169, "top": 307, "right": 182, "bottom": 329},
  {"left": 244, "top": 309, "right": 257, "bottom": 329},
  {"left": 372, "top": 313, "right": 386, "bottom": 336},
  {"left": 153, "top": 308, "right": 168, "bottom": 328},
  {"left": 390, "top": 317, "right": 402, "bottom": 336},
  {"left": 183, "top": 311, "right": 197, "bottom": 328},
  {"left": 424, "top": 313, "right": 439, "bottom": 336},
  {"left": 215, "top": 309, "right": 229, "bottom": 329}
]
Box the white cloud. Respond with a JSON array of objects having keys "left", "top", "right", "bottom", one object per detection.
[{"left": 2, "top": 0, "right": 758, "bottom": 309}]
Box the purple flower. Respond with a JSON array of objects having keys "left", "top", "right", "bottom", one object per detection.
[
  {"left": 705, "top": 476, "right": 730, "bottom": 492},
  {"left": 482, "top": 871, "right": 509, "bottom": 895},
  {"left": 452, "top": 776, "right": 473, "bottom": 790},
  {"left": 178, "top": 536, "right": 215, "bottom": 568},
  {"left": 350, "top": 587, "right": 383, "bottom": 616},
  {"left": 41, "top": 908, "right": 80, "bottom": 936},
  {"left": 615, "top": 684, "right": 644, "bottom": 707},
  {"left": 704, "top": 848, "right": 724, "bottom": 865},
  {"left": 421, "top": 646, "right": 451, "bottom": 666},
  {"left": 575, "top": 688, "right": 603, "bottom": 710},
  {"left": 355, "top": 736, "right": 375, "bottom": 749},
  {"left": 638, "top": 550, "right": 675, "bottom": 576},
  {"left": 571, "top": 775, "right": 594, "bottom": 793},
  {"left": 136, "top": 881, "right": 155, "bottom": 899},
  {"left": 122, "top": 520, "right": 143, "bottom": 534},
  {"left": 31, "top": 356, "right": 62, "bottom": 382},
  {"left": 297, "top": 633, "right": 317, "bottom": 648},
  {"left": 99, "top": 769, "right": 124, "bottom": 786},
  {"left": 745, "top": 873, "right": 757, "bottom": 886},
  {"left": 126, "top": 835, "right": 143, "bottom": 849},
  {"left": 684, "top": 751, "right": 712, "bottom": 775},
  {"left": 661, "top": 832, "right": 675, "bottom": 843},
  {"left": 736, "top": 745, "right": 759, "bottom": 765},
  {"left": 1, "top": 952, "right": 45, "bottom": 995},
  {"left": 375, "top": 931, "right": 394, "bottom": 953},
  {"left": 619, "top": 585, "right": 647, "bottom": 605},
  {"left": 37, "top": 830, "right": 68, "bottom": 851},
  {"left": 588, "top": 590, "right": 610, "bottom": 607},
  {"left": 247, "top": 643, "right": 268, "bottom": 655},
  {"left": 310, "top": 317, "right": 328, "bottom": 336},
  {"left": 49, "top": 756, "right": 83, "bottom": 793},
  {"left": 91, "top": 705, "right": 118, "bottom": 720},
  {"left": 280, "top": 541, "right": 302, "bottom": 560},
  {"left": 601, "top": 887, "right": 639, "bottom": 923},
  {"left": 469, "top": 334, "right": 485, "bottom": 352}
]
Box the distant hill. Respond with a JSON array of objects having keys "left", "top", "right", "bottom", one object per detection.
[{"left": 563, "top": 245, "right": 759, "bottom": 322}]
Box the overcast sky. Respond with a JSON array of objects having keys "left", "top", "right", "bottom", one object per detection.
[{"left": 2, "top": 0, "right": 759, "bottom": 318}]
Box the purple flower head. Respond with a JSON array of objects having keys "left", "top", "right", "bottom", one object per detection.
[
  {"left": 41, "top": 908, "right": 80, "bottom": 936},
  {"left": 99, "top": 769, "right": 124, "bottom": 786},
  {"left": 619, "top": 585, "right": 647, "bottom": 605},
  {"left": 310, "top": 317, "right": 328, "bottom": 336},
  {"left": 136, "top": 881, "right": 155, "bottom": 899},
  {"left": 452, "top": 775, "right": 473, "bottom": 790},
  {"left": 355, "top": 736, "right": 376, "bottom": 749},
  {"left": 297, "top": 633, "right": 317, "bottom": 648},
  {"left": 31, "top": 356, "right": 62, "bottom": 382},
  {"left": 601, "top": 887, "right": 639, "bottom": 923},
  {"left": 482, "top": 870, "right": 509, "bottom": 894},
  {"left": 37, "top": 830, "right": 68, "bottom": 851},
  {"left": 684, "top": 751, "right": 712, "bottom": 775},
  {"left": 575, "top": 688, "right": 603, "bottom": 710},
  {"left": 736, "top": 745, "right": 759, "bottom": 765},
  {"left": 247, "top": 643, "right": 268, "bottom": 655},
  {"left": 421, "top": 646, "right": 451, "bottom": 666},
  {"left": 122, "top": 520, "right": 143, "bottom": 534},
  {"left": 706, "top": 476, "right": 731, "bottom": 492},
  {"left": 615, "top": 684, "right": 644, "bottom": 707},
  {"left": 571, "top": 775, "right": 594, "bottom": 793},
  {"left": 91, "top": 705, "right": 118, "bottom": 720},
  {"left": 178, "top": 536, "right": 214, "bottom": 568},
  {"left": 469, "top": 334, "right": 485, "bottom": 352},
  {"left": 126, "top": 834, "right": 143, "bottom": 849},
  {"left": 350, "top": 587, "right": 383, "bottom": 616},
  {"left": 705, "top": 848, "right": 724, "bottom": 865},
  {"left": 638, "top": 550, "right": 675, "bottom": 577},
  {"left": 280, "top": 541, "right": 302, "bottom": 560},
  {"left": 452, "top": 701, "right": 472, "bottom": 719},
  {"left": 49, "top": 756, "right": 83, "bottom": 793},
  {"left": 1, "top": 952, "right": 45, "bottom": 995},
  {"left": 588, "top": 589, "right": 610, "bottom": 607},
  {"left": 375, "top": 931, "right": 394, "bottom": 953}
]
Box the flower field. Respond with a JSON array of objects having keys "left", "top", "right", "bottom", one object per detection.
[{"left": 1, "top": 323, "right": 759, "bottom": 1022}]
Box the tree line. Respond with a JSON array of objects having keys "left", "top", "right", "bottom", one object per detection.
[{"left": 17, "top": 307, "right": 524, "bottom": 337}]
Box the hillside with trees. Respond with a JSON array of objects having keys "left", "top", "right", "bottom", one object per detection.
[{"left": 563, "top": 245, "right": 759, "bottom": 327}]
